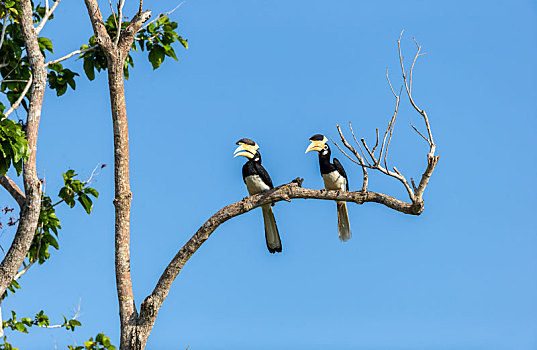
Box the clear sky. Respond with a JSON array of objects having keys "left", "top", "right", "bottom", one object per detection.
[{"left": 2, "top": 0, "right": 537, "bottom": 349}]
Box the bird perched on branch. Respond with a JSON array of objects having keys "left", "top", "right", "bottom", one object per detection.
[
  {"left": 234, "top": 138, "right": 282, "bottom": 253},
  {"left": 306, "top": 134, "right": 351, "bottom": 241}
]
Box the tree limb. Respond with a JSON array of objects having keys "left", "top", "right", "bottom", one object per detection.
[
  {"left": 136, "top": 178, "right": 422, "bottom": 341},
  {"left": 0, "top": 175, "right": 25, "bottom": 207},
  {"left": 45, "top": 46, "right": 97, "bottom": 67}
]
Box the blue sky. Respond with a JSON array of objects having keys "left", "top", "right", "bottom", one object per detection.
[{"left": 2, "top": 0, "right": 537, "bottom": 349}]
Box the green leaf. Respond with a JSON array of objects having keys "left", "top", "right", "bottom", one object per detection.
[
  {"left": 148, "top": 46, "right": 165, "bottom": 69},
  {"left": 14, "top": 322, "right": 27, "bottom": 333},
  {"left": 78, "top": 193, "right": 93, "bottom": 214},
  {"left": 84, "top": 187, "right": 99, "bottom": 198},
  {"left": 38, "top": 37, "right": 53, "bottom": 53},
  {"left": 179, "top": 37, "right": 188, "bottom": 49}
]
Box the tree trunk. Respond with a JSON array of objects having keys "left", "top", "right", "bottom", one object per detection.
[{"left": 0, "top": 0, "right": 45, "bottom": 300}]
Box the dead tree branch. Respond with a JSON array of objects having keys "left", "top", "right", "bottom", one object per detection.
[
  {"left": 335, "top": 32, "right": 438, "bottom": 206},
  {"left": 137, "top": 178, "right": 422, "bottom": 344}
]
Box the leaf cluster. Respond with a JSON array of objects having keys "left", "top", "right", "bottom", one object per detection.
[
  {"left": 2, "top": 310, "right": 81, "bottom": 334},
  {"left": 0, "top": 116, "right": 28, "bottom": 175},
  {"left": 29, "top": 170, "right": 99, "bottom": 264},
  {"left": 80, "top": 14, "right": 187, "bottom": 80},
  {"left": 0, "top": 310, "right": 114, "bottom": 350},
  {"left": 69, "top": 333, "right": 116, "bottom": 350},
  {"left": 0, "top": 1, "right": 77, "bottom": 116}
]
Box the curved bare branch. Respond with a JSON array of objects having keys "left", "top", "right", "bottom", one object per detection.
[
  {"left": 136, "top": 178, "right": 422, "bottom": 344},
  {"left": 0, "top": 175, "right": 25, "bottom": 207}
]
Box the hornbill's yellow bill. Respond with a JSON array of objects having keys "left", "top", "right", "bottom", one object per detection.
[
  {"left": 234, "top": 142, "right": 259, "bottom": 159},
  {"left": 305, "top": 136, "right": 328, "bottom": 154}
]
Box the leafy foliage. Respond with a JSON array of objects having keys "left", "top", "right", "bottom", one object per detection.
[
  {"left": 69, "top": 333, "right": 116, "bottom": 350},
  {"left": 2, "top": 310, "right": 81, "bottom": 334},
  {"left": 0, "top": 310, "right": 115, "bottom": 350},
  {"left": 1, "top": 170, "right": 99, "bottom": 301},
  {"left": 28, "top": 170, "right": 99, "bottom": 264},
  {"left": 80, "top": 14, "right": 187, "bottom": 80},
  {"left": 0, "top": 1, "right": 77, "bottom": 113},
  {"left": 0, "top": 117, "right": 28, "bottom": 175},
  {"left": 47, "top": 63, "right": 78, "bottom": 96}
]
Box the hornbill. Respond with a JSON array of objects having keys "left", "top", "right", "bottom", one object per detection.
[
  {"left": 234, "top": 138, "right": 282, "bottom": 253},
  {"left": 305, "top": 134, "right": 352, "bottom": 241}
]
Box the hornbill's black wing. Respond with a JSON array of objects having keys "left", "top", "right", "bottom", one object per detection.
[
  {"left": 333, "top": 158, "right": 349, "bottom": 191},
  {"left": 256, "top": 163, "right": 274, "bottom": 189}
]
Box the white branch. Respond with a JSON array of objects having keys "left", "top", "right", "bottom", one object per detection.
[
  {"left": 139, "top": 2, "right": 184, "bottom": 32},
  {"left": 44, "top": 46, "right": 97, "bottom": 67},
  {"left": 35, "top": 0, "right": 61, "bottom": 35},
  {"left": 4, "top": 74, "right": 32, "bottom": 117}
]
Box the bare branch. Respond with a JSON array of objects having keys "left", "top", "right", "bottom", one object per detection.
[
  {"left": 35, "top": 0, "right": 61, "bottom": 35},
  {"left": 0, "top": 175, "right": 25, "bottom": 207},
  {"left": 137, "top": 179, "right": 422, "bottom": 337},
  {"left": 334, "top": 126, "right": 368, "bottom": 191},
  {"left": 349, "top": 122, "right": 370, "bottom": 166},
  {"left": 4, "top": 74, "right": 32, "bottom": 118},
  {"left": 398, "top": 32, "right": 434, "bottom": 146},
  {"left": 139, "top": 2, "right": 184, "bottom": 32},
  {"left": 397, "top": 32, "right": 439, "bottom": 201},
  {"left": 108, "top": 0, "right": 118, "bottom": 34},
  {"left": 85, "top": 163, "right": 105, "bottom": 185},
  {"left": 370, "top": 128, "right": 379, "bottom": 158},
  {"left": 45, "top": 46, "right": 97, "bottom": 67},
  {"left": 115, "top": 0, "right": 126, "bottom": 46},
  {"left": 409, "top": 118, "right": 429, "bottom": 143}
]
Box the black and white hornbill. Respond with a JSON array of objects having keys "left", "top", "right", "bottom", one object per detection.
[
  {"left": 234, "top": 138, "right": 282, "bottom": 253},
  {"left": 305, "top": 134, "right": 352, "bottom": 241}
]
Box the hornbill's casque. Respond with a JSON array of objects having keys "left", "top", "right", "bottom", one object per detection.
[
  {"left": 234, "top": 138, "right": 282, "bottom": 253},
  {"left": 306, "top": 134, "right": 352, "bottom": 241}
]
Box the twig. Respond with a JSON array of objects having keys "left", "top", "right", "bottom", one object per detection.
[
  {"left": 85, "top": 163, "right": 105, "bottom": 185},
  {"left": 139, "top": 2, "right": 184, "bottom": 32},
  {"left": 35, "top": 0, "right": 61, "bottom": 35},
  {"left": 409, "top": 118, "right": 429, "bottom": 143},
  {"left": 108, "top": 0, "right": 118, "bottom": 34},
  {"left": 334, "top": 126, "right": 368, "bottom": 191},
  {"left": 44, "top": 46, "right": 97, "bottom": 67},
  {"left": 349, "top": 122, "right": 370, "bottom": 166},
  {"left": 370, "top": 128, "right": 379, "bottom": 158},
  {"left": 115, "top": 0, "right": 126, "bottom": 46},
  {"left": 4, "top": 74, "right": 32, "bottom": 118}
]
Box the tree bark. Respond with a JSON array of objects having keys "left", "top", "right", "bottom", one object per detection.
[
  {"left": 0, "top": 0, "right": 45, "bottom": 300},
  {"left": 82, "top": 1, "right": 150, "bottom": 348}
]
